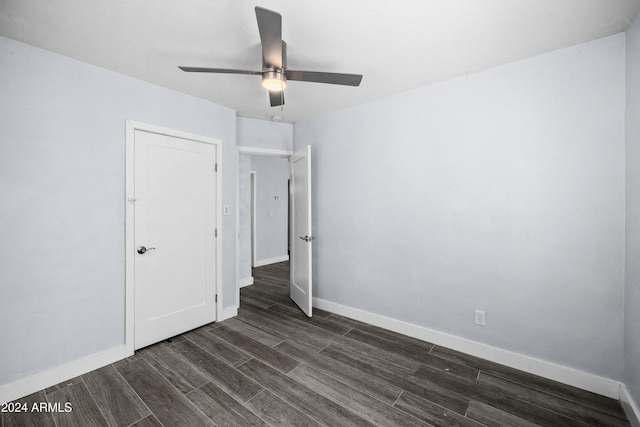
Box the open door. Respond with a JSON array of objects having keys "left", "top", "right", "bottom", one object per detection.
[{"left": 290, "top": 145, "right": 312, "bottom": 317}]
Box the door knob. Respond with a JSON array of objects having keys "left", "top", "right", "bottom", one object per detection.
[
  {"left": 137, "top": 246, "right": 156, "bottom": 254},
  {"left": 299, "top": 236, "right": 314, "bottom": 242}
]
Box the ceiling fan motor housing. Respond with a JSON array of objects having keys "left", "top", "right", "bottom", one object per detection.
[{"left": 262, "top": 69, "right": 287, "bottom": 91}]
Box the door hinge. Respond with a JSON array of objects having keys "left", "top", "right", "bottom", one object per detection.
[
  {"left": 215, "top": 163, "right": 218, "bottom": 172},
  {"left": 215, "top": 228, "right": 218, "bottom": 238},
  {"left": 215, "top": 294, "right": 218, "bottom": 303}
]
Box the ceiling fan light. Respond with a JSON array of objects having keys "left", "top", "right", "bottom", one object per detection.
[{"left": 262, "top": 70, "right": 287, "bottom": 91}]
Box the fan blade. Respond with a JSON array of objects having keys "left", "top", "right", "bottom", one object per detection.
[
  {"left": 179, "top": 66, "right": 262, "bottom": 75},
  {"left": 255, "top": 7, "right": 283, "bottom": 69},
  {"left": 269, "top": 91, "right": 284, "bottom": 107},
  {"left": 286, "top": 70, "right": 362, "bottom": 86}
]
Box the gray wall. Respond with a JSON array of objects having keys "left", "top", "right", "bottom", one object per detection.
[
  {"left": 0, "top": 36, "right": 237, "bottom": 387},
  {"left": 237, "top": 117, "right": 293, "bottom": 151},
  {"left": 625, "top": 12, "right": 640, "bottom": 407},
  {"left": 294, "top": 34, "right": 626, "bottom": 380}
]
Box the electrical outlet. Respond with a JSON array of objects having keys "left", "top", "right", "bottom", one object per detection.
[{"left": 475, "top": 310, "right": 486, "bottom": 326}]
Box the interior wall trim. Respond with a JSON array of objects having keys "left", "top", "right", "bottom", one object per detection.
[
  {"left": 313, "top": 297, "right": 623, "bottom": 399},
  {"left": 239, "top": 276, "right": 254, "bottom": 288},
  {"left": 220, "top": 305, "right": 238, "bottom": 322},
  {"left": 621, "top": 384, "right": 640, "bottom": 427},
  {"left": 0, "top": 344, "right": 127, "bottom": 404},
  {"left": 237, "top": 146, "right": 293, "bottom": 157},
  {"left": 253, "top": 255, "right": 290, "bottom": 268}
]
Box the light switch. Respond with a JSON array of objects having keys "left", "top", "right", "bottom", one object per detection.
[{"left": 223, "top": 205, "right": 230, "bottom": 216}]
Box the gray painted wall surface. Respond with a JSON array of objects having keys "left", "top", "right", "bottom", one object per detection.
[
  {"left": 625, "top": 12, "right": 640, "bottom": 407},
  {"left": 237, "top": 117, "right": 293, "bottom": 151},
  {"left": 0, "top": 36, "right": 237, "bottom": 386},
  {"left": 294, "top": 34, "right": 626, "bottom": 380}
]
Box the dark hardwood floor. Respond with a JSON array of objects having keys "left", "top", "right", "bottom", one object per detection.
[{"left": 3, "top": 261, "right": 631, "bottom": 426}]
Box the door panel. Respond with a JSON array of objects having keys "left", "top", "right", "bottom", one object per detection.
[
  {"left": 290, "top": 145, "right": 312, "bottom": 317},
  {"left": 134, "top": 130, "right": 217, "bottom": 349}
]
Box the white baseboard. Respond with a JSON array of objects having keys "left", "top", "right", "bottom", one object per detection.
[
  {"left": 313, "top": 297, "right": 622, "bottom": 399},
  {"left": 253, "top": 255, "right": 289, "bottom": 268},
  {"left": 621, "top": 384, "right": 640, "bottom": 426},
  {"left": 0, "top": 344, "right": 127, "bottom": 404},
  {"left": 219, "top": 305, "right": 238, "bottom": 322},
  {"left": 1, "top": 303, "right": 238, "bottom": 403},
  {"left": 239, "top": 276, "right": 254, "bottom": 288}
]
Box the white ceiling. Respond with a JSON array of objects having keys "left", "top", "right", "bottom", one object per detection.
[{"left": 1, "top": 0, "right": 639, "bottom": 123}]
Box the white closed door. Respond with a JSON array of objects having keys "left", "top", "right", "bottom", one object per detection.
[
  {"left": 134, "top": 130, "right": 217, "bottom": 349},
  {"left": 290, "top": 145, "right": 313, "bottom": 317}
]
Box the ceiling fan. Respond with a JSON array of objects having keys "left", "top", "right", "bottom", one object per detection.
[{"left": 179, "top": 6, "right": 363, "bottom": 107}]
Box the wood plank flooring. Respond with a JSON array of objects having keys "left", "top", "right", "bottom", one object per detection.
[{"left": 2, "top": 262, "right": 631, "bottom": 426}]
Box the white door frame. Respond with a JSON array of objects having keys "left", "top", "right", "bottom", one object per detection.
[
  {"left": 235, "top": 146, "right": 293, "bottom": 307},
  {"left": 250, "top": 170, "right": 257, "bottom": 267},
  {"left": 125, "top": 120, "right": 223, "bottom": 356}
]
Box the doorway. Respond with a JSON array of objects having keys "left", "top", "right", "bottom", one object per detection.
[
  {"left": 238, "top": 149, "right": 291, "bottom": 290},
  {"left": 236, "top": 145, "right": 313, "bottom": 317},
  {"left": 236, "top": 147, "right": 292, "bottom": 306}
]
